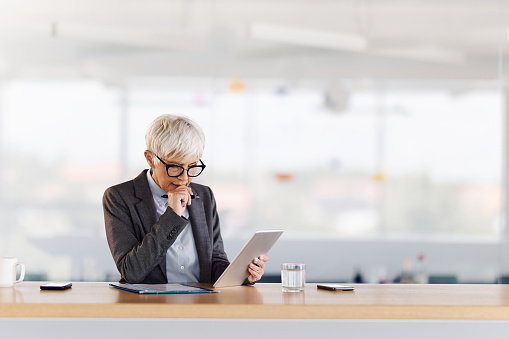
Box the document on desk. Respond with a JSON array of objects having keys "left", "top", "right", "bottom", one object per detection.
[{"left": 109, "top": 283, "right": 218, "bottom": 294}]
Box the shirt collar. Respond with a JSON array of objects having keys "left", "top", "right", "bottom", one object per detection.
[{"left": 146, "top": 168, "right": 168, "bottom": 204}]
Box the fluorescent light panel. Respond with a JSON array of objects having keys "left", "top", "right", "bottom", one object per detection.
[{"left": 250, "top": 23, "right": 368, "bottom": 52}]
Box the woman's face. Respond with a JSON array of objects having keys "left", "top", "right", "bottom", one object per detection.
[{"left": 144, "top": 151, "right": 198, "bottom": 193}]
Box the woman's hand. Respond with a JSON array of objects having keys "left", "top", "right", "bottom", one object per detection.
[
  {"left": 247, "top": 255, "right": 270, "bottom": 283},
  {"left": 167, "top": 185, "right": 193, "bottom": 216}
]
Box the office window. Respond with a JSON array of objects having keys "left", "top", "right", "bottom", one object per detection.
[
  {"left": 0, "top": 79, "right": 121, "bottom": 281},
  {"left": 127, "top": 83, "right": 502, "bottom": 239},
  {"left": 381, "top": 89, "right": 502, "bottom": 237},
  {"left": 0, "top": 79, "right": 502, "bottom": 281}
]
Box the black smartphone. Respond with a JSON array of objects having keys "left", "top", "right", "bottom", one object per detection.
[
  {"left": 40, "top": 282, "right": 72, "bottom": 290},
  {"left": 317, "top": 284, "right": 355, "bottom": 291}
]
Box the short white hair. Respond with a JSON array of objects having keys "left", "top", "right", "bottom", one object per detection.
[{"left": 145, "top": 114, "right": 205, "bottom": 163}]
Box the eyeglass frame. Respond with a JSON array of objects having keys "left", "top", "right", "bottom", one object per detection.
[{"left": 154, "top": 154, "right": 206, "bottom": 178}]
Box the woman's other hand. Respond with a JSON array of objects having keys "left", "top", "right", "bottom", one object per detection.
[{"left": 247, "top": 255, "right": 270, "bottom": 283}]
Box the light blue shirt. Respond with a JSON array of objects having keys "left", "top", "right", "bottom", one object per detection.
[{"left": 146, "top": 169, "right": 200, "bottom": 283}]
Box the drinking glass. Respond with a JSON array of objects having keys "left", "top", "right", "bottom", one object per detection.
[{"left": 281, "top": 263, "right": 305, "bottom": 292}]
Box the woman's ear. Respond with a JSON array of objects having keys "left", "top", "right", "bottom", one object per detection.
[{"left": 144, "top": 150, "right": 155, "bottom": 168}]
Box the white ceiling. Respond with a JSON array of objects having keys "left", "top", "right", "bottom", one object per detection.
[{"left": 0, "top": 0, "right": 508, "bottom": 84}]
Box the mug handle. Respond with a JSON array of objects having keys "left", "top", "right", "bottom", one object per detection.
[{"left": 14, "top": 263, "right": 25, "bottom": 284}]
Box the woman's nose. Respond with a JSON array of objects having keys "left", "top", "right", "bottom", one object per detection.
[{"left": 178, "top": 170, "right": 189, "bottom": 180}]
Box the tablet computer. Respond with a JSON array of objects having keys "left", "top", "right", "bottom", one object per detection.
[{"left": 213, "top": 229, "right": 284, "bottom": 288}]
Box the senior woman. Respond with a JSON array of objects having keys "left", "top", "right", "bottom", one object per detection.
[{"left": 103, "top": 114, "right": 268, "bottom": 284}]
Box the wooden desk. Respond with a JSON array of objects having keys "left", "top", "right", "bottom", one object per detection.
[{"left": 2, "top": 282, "right": 509, "bottom": 320}]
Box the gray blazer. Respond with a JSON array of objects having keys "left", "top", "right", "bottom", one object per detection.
[{"left": 103, "top": 170, "right": 230, "bottom": 284}]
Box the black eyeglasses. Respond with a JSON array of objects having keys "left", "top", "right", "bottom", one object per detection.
[{"left": 155, "top": 155, "right": 206, "bottom": 178}]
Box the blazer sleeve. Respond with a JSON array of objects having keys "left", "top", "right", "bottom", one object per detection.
[
  {"left": 103, "top": 186, "right": 188, "bottom": 283},
  {"left": 207, "top": 186, "right": 231, "bottom": 282},
  {"left": 203, "top": 186, "right": 254, "bottom": 285}
]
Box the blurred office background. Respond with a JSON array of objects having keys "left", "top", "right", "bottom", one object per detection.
[{"left": 0, "top": 0, "right": 507, "bottom": 284}]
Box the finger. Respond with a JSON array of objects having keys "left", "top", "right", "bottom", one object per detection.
[
  {"left": 247, "top": 268, "right": 255, "bottom": 282},
  {"left": 182, "top": 194, "right": 189, "bottom": 207},
  {"left": 253, "top": 257, "right": 265, "bottom": 269},
  {"left": 168, "top": 188, "right": 191, "bottom": 211},
  {"left": 167, "top": 195, "right": 185, "bottom": 216},
  {"left": 186, "top": 187, "right": 193, "bottom": 205},
  {"left": 249, "top": 263, "right": 264, "bottom": 277},
  {"left": 248, "top": 266, "right": 262, "bottom": 282},
  {"left": 254, "top": 270, "right": 264, "bottom": 281},
  {"left": 177, "top": 192, "right": 188, "bottom": 208},
  {"left": 173, "top": 187, "right": 191, "bottom": 207}
]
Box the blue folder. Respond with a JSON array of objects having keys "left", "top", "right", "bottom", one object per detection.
[{"left": 109, "top": 283, "right": 218, "bottom": 294}]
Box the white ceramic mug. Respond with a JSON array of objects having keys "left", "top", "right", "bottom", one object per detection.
[{"left": 0, "top": 257, "right": 25, "bottom": 287}]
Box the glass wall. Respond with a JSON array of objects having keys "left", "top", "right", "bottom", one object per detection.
[
  {"left": 0, "top": 80, "right": 122, "bottom": 281},
  {"left": 0, "top": 78, "right": 502, "bottom": 281}
]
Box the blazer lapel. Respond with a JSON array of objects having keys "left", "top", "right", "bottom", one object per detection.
[
  {"left": 133, "top": 170, "right": 167, "bottom": 280},
  {"left": 133, "top": 170, "right": 158, "bottom": 235},
  {"left": 188, "top": 194, "right": 211, "bottom": 282}
]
